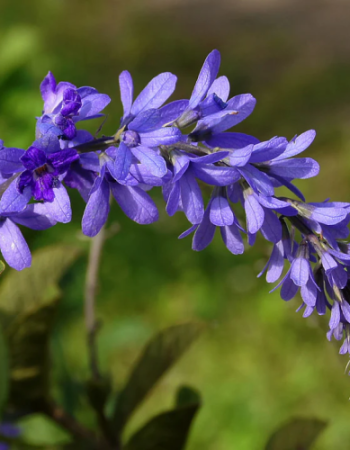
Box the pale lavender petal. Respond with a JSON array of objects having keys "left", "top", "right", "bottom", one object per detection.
[
  {"left": 207, "top": 76, "right": 230, "bottom": 102},
  {"left": 119, "top": 70, "right": 134, "bottom": 118},
  {"left": 82, "top": 178, "right": 110, "bottom": 237},
  {"left": 11, "top": 203, "right": 57, "bottom": 230},
  {"left": 188, "top": 151, "right": 229, "bottom": 164},
  {"left": 44, "top": 184, "right": 71, "bottom": 223},
  {"left": 131, "top": 146, "right": 167, "bottom": 177},
  {"left": 249, "top": 137, "right": 288, "bottom": 163},
  {"left": 260, "top": 208, "right": 282, "bottom": 243},
  {"left": 290, "top": 257, "right": 310, "bottom": 286},
  {"left": 173, "top": 154, "right": 190, "bottom": 183},
  {"left": 77, "top": 94, "right": 111, "bottom": 120},
  {"left": 128, "top": 109, "right": 161, "bottom": 132},
  {"left": 239, "top": 164, "right": 274, "bottom": 196},
  {"left": 178, "top": 224, "right": 198, "bottom": 239},
  {"left": 131, "top": 72, "right": 177, "bottom": 116},
  {"left": 220, "top": 224, "right": 244, "bottom": 254},
  {"left": 111, "top": 184, "right": 158, "bottom": 224},
  {"left": 194, "top": 165, "right": 240, "bottom": 186},
  {"left": 0, "top": 218, "right": 31, "bottom": 270},
  {"left": 268, "top": 158, "right": 320, "bottom": 180},
  {"left": 140, "top": 127, "right": 182, "bottom": 147},
  {"left": 244, "top": 192, "right": 264, "bottom": 234},
  {"left": 227, "top": 145, "right": 253, "bottom": 167},
  {"left": 192, "top": 207, "right": 216, "bottom": 251},
  {"left": 204, "top": 132, "right": 259, "bottom": 149},
  {"left": 329, "top": 301, "right": 340, "bottom": 329},
  {"left": 0, "top": 148, "right": 25, "bottom": 174},
  {"left": 310, "top": 206, "right": 347, "bottom": 225},
  {"left": 114, "top": 142, "right": 133, "bottom": 180},
  {"left": 341, "top": 301, "right": 350, "bottom": 323},
  {"left": 0, "top": 179, "right": 31, "bottom": 214},
  {"left": 179, "top": 169, "right": 203, "bottom": 224},
  {"left": 157, "top": 100, "right": 189, "bottom": 126},
  {"left": 166, "top": 181, "right": 181, "bottom": 216},
  {"left": 300, "top": 279, "right": 317, "bottom": 307},
  {"left": 32, "top": 134, "right": 61, "bottom": 154},
  {"left": 274, "top": 130, "right": 316, "bottom": 160},
  {"left": 189, "top": 50, "right": 221, "bottom": 108},
  {"left": 210, "top": 195, "right": 233, "bottom": 226},
  {"left": 280, "top": 276, "right": 299, "bottom": 301},
  {"left": 266, "top": 242, "right": 284, "bottom": 283},
  {"left": 40, "top": 71, "right": 56, "bottom": 105}
]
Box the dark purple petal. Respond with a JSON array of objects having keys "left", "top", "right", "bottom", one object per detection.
[
  {"left": 82, "top": 178, "right": 110, "bottom": 237},
  {"left": 0, "top": 218, "right": 31, "bottom": 270},
  {"left": 111, "top": 184, "right": 159, "bottom": 224},
  {"left": 179, "top": 170, "right": 203, "bottom": 224},
  {"left": 139, "top": 127, "right": 182, "bottom": 147},
  {"left": 18, "top": 170, "right": 34, "bottom": 194},
  {"left": 119, "top": 70, "right": 134, "bottom": 118},
  {"left": 79, "top": 152, "right": 100, "bottom": 172},
  {"left": 189, "top": 50, "right": 221, "bottom": 109},
  {"left": 131, "top": 72, "right": 177, "bottom": 116},
  {"left": 20, "top": 147, "right": 47, "bottom": 171},
  {"left": 280, "top": 275, "right": 299, "bottom": 301},
  {"left": 267, "top": 173, "right": 306, "bottom": 201},
  {"left": 220, "top": 224, "right": 244, "bottom": 254},
  {"left": 178, "top": 224, "right": 198, "bottom": 239},
  {"left": 207, "top": 76, "right": 230, "bottom": 102},
  {"left": 61, "top": 88, "right": 82, "bottom": 116},
  {"left": 33, "top": 173, "right": 55, "bottom": 202},
  {"left": 64, "top": 162, "right": 96, "bottom": 202},
  {"left": 210, "top": 195, "right": 233, "bottom": 226},
  {"left": 204, "top": 132, "right": 259, "bottom": 149},
  {"left": 188, "top": 151, "right": 229, "bottom": 164},
  {"left": 48, "top": 148, "right": 79, "bottom": 174},
  {"left": 0, "top": 148, "right": 25, "bottom": 174}
]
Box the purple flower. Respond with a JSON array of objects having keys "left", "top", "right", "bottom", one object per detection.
[
  {"left": 37, "top": 71, "right": 111, "bottom": 140},
  {"left": 18, "top": 146, "right": 78, "bottom": 202},
  {"left": 0, "top": 422, "right": 20, "bottom": 449}
]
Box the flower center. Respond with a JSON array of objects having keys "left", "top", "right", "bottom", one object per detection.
[{"left": 122, "top": 130, "right": 140, "bottom": 148}]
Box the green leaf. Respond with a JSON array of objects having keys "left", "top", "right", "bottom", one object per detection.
[
  {"left": 123, "top": 387, "right": 201, "bottom": 450},
  {"left": 0, "top": 325, "right": 9, "bottom": 415},
  {"left": 0, "top": 245, "right": 81, "bottom": 324},
  {"left": 265, "top": 417, "right": 327, "bottom": 450},
  {"left": 112, "top": 323, "right": 203, "bottom": 432},
  {"left": 0, "top": 245, "right": 81, "bottom": 410},
  {"left": 0, "top": 260, "right": 5, "bottom": 276}
]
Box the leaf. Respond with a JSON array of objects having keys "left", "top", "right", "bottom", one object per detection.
[
  {"left": 0, "top": 245, "right": 81, "bottom": 324},
  {"left": 0, "top": 245, "right": 81, "bottom": 410},
  {"left": 112, "top": 323, "right": 203, "bottom": 432},
  {"left": 123, "top": 386, "right": 201, "bottom": 450},
  {"left": 0, "top": 260, "right": 5, "bottom": 276},
  {"left": 0, "top": 325, "right": 9, "bottom": 415},
  {"left": 265, "top": 417, "right": 327, "bottom": 450}
]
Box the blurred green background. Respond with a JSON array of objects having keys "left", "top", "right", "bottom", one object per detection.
[{"left": 1, "top": 0, "right": 350, "bottom": 448}]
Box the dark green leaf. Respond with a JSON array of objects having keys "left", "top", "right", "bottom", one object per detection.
[
  {"left": 0, "top": 325, "right": 9, "bottom": 415},
  {"left": 265, "top": 417, "right": 327, "bottom": 450},
  {"left": 175, "top": 386, "right": 200, "bottom": 408},
  {"left": 123, "top": 390, "right": 201, "bottom": 450},
  {"left": 112, "top": 323, "right": 203, "bottom": 432},
  {"left": 0, "top": 245, "right": 81, "bottom": 326},
  {"left": 0, "top": 245, "right": 81, "bottom": 410}
]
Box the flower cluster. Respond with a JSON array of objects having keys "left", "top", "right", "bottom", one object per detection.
[{"left": 0, "top": 50, "right": 350, "bottom": 356}]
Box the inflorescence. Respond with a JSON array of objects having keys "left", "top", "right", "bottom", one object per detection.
[{"left": 0, "top": 50, "right": 349, "bottom": 356}]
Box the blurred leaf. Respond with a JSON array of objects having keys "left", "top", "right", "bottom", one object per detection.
[
  {"left": 17, "top": 413, "right": 71, "bottom": 447},
  {"left": 0, "top": 26, "right": 39, "bottom": 83},
  {"left": 175, "top": 386, "right": 201, "bottom": 408},
  {"left": 123, "top": 387, "right": 201, "bottom": 450},
  {"left": 0, "top": 245, "right": 81, "bottom": 323},
  {"left": 0, "top": 325, "right": 9, "bottom": 415},
  {"left": 112, "top": 323, "right": 203, "bottom": 432},
  {"left": 265, "top": 417, "right": 327, "bottom": 450},
  {"left": 0, "top": 246, "right": 81, "bottom": 410},
  {"left": 0, "top": 260, "right": 5, "bottom": 276}
]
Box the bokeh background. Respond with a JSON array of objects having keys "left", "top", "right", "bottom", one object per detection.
[{"left": 1, "top": 0, "right": 350, "bottom": 448}]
